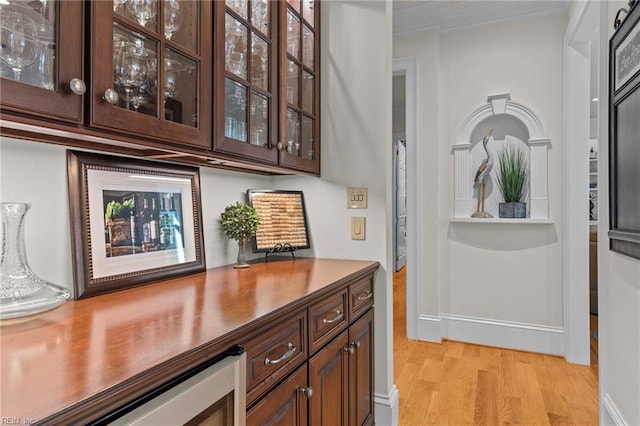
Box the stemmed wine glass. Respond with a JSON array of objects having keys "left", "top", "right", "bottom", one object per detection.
[
  {"left": 127, "top": 0, "right": 157, "bottom": 28},
  {"left": 164, "top": 0, "right": 181, "bottom": 40},
  {"left": 0, "top": 9, "right": 39, "bottom": 81},
  {"left": 114, "top": 41, "right": 154, "bottom": 110},
  {"left": 113, "top": 0, "right": 128, "bottom": 14}
]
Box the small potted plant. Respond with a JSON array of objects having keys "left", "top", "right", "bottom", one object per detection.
[
  {"left": 220, "top": 202, "right": 260, "bottom": 268},
  {"left": 496, "top": 142, "right": 527, "bottom": 218}
]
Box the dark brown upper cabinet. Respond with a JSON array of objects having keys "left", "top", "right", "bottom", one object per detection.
[
  {"left": 279, "top": 0, "right": 320, "bottom": 174},
  {"left": 90, "top": 0, "right": 212, "bottom": 149},
  {"left": 213, "top": 0, "right": 279, "bottom": 165},
  {"left": 1, "top": 0, "right": 320, "bottom": 176},
  {"left": 0, "top": 1, "right": 84, "bottom": 123},
  {"left": 214, "top": 0, "right": 320, "bottom": 175}
]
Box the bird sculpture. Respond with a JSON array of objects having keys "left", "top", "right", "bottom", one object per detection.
[{"left": 471, "top": 129, "right": 494, "bottom": 218}]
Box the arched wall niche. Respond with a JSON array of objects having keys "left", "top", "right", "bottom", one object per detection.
[{"left": 452, "top": 93, "right": 550, "bottom": 220}]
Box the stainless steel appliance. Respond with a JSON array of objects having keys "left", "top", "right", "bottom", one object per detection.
[{"left": 98, "top": 346, "right": 246, "bottom": 426}]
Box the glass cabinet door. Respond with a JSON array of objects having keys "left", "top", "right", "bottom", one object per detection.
[
  {"left": 213, "top": 0, "right": 278, "bottom": 165},
  {"left": 91, "top": 0, "right": 211, "bottom": 149},
  {"left": 0, "top": 1, "right": 84, "bottom": 123},
  {"left": 280, "top": 0, "right": 319, "bottom": 173}
]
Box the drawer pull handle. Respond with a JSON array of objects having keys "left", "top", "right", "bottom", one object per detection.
[
  {"left": 322, "top": 310, "right": 343, "bottom": 324},
  {"left": 264, "top": 342, "right": 297, "bottom": 365},
  {"left": 357, "top": 291, "right": 373, "bottom": 301},
  {"left": 299, "top": 387, "right": 313, "bottom": 398}
]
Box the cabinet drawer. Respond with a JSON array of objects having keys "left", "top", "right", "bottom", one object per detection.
[
  {"left": 349, "top": 276, "right": 374, "bottom": 321},
  {"left": 243, "top": 310, "right": 307, "bottom": 406},
  {"left": 309, "top": 290, "right": 348, "bottom": 353}
]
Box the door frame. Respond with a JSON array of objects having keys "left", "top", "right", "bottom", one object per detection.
[
  {"left": 393, "top": 57, "right": 419, "bottom": 339},
  {"left": 563, "top": 0, "right": 604, "bottom": 365}
]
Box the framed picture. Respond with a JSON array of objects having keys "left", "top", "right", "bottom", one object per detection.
[
  {"left": 247, "top": 190, "right": 311, "bottom": 253},
  {"left": 609, "top": 4, "right": 640, "bottom": 260},
  {"left": 614, "top": 5, "right": 640, "bottom": 92},
  {"left": 67, "top": 151, "right": 205, "bottom": 299}
]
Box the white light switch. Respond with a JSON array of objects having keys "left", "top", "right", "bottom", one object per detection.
[
  {"left": 347, "top": 187, "right": 368, "bottom": 209},
  {"left": 351, "top": 217, "right": 366, "bottom": 240}
]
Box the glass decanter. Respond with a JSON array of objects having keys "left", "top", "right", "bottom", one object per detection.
[{"left": 1, "top": 203, "right": 70, "bottom": 320}]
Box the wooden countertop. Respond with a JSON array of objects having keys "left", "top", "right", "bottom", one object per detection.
[{"left": 0, "top": 258, "right": 379, "bottom": 425}]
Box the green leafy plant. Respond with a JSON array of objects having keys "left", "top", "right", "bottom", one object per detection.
[
  {"left": 496, "top": 142, "right": 527, "bottom": 203},
  {"left": 104, "top": 198, "right": 135, "bottom": 221},
  {"left": 220, "top": 202, "right": 259, "bottom": 241}
]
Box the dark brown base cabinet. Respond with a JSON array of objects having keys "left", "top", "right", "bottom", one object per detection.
[
  {"left": 246, "top": 279, "right": 375, "bottom": 426},
  {"left": 309, "top": 310, "right": 374, "bottom": 426},
  {"left": 0, "top": 259, "right": 377, "bottom": 425},
  {"left": 247, "top": 364, "right": 310, "bottom": 425},
  {"left": 347, "top": 310, "right": 375, "bottom": 426}
]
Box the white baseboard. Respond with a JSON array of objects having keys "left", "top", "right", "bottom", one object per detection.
[
  {"left": 417, "top": 314, "right": 564, "bottom": 356},
  {"left": 418, "top": 315, "right": 442, "bottom": 342},
  {"left": 374, "top": 385, "right": 399, "bottom": 426},
  {"left": 602, "top": 393, "right": 628, "bottom": 425}
]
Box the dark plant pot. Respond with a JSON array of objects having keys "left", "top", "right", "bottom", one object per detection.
[{"left": 499, "top": 202, "right": 526, "bottom": 218}]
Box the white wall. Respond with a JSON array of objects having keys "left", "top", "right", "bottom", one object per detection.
[
  {"left": 600, "top": 3, "right": 640, "bottom": 424},
  {"left": 0, "top": 136, "right": 272, "bottom": 292},
  {"left": 393, "top": 29, "right": 442, "bottom": 324},
  {"left": 394, "top": 12, "right": 567, "bottom": 351}
]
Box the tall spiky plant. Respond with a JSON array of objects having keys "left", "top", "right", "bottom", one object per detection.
[{"left": 496, "top": 142, "right": 527, "bottom": 203}]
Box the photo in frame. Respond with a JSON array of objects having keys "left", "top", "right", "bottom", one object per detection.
[
  {"left": 246, "top": 190, "right": 311, "bottom": 253},
  {"left": 67, "top": 151, "right": 205, "bottom": 299}
]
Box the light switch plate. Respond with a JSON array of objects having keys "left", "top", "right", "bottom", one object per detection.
[
  {"left": 347, "top": 187, "right": 368, "bottom": 209},
  {"left": 351, "top": 217, "right": 366, "bottom": 240}
]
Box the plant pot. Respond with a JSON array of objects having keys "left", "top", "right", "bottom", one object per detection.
[
  {"left": 234, "top": 238, "right": 250, "bottom": 269},
  {"left": 499, "top": 202, "right": 526, "bottom": 218}
]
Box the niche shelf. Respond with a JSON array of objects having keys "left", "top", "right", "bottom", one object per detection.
[{"left": 451, "top": 93, "right": 550, "bottom": 221}]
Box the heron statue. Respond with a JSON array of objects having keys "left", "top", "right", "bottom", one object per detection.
[{"left": 472, "top": 129, "right": 494, "bottom": 218}]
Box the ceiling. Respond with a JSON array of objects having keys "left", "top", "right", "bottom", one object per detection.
[{"left": 393, "top": 0, "right": 568, "bottom": 34}]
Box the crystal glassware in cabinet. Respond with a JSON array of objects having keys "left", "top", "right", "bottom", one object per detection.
[
  {"left": 0, "top": 8, "right": 39, "bottom": 82},
  {"left": 0, "top": 0, "right": 84, "bottom": 123},
  {"left": 112, "top": 29, "right": 158, "bottom": 114},
  {"left": 91, "top": 0, "right": 211, "bottom": 148},
  {"left": 280, "top": 0, "right": 319, "bottom": 172},
  {"left": 0, "top": 1, "right": 57, "bottom": 88},
  {"left": 215, "top": 0, "right": 277, "bottom": 164}
]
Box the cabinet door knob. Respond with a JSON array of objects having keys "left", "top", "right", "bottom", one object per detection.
[
  {"left": 343, "top": 345, "right": 355, "bottom": 355},
  {"left": 352, "top": 340, "right": 361, "bottom": 349},
  {"left": 264, "top": 342, "right": 297, "bottom": 365},
  {"left": 276, "top": 141, "right": 284, "bottom": 151},
  {"left": 102, "top": 88, "right": 120, "bottom": 105},
  {"left": 299, "top": 387, "right": 313, "bottom": 398},
  {"left": 68, "top": 78, "right": 86, "bottom": 96}
]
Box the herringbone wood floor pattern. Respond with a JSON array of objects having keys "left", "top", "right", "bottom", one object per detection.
[{"left": 393, "top": 267, "right": 599, "bottom": 425}]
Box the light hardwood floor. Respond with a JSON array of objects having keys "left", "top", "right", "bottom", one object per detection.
[{"left": 393, "top": 267, "right": 599, "bottom": 425}]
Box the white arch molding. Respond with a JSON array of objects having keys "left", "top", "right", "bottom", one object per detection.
[{"left": 452, "top": 93, "right": 550, "bottom": 220}]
